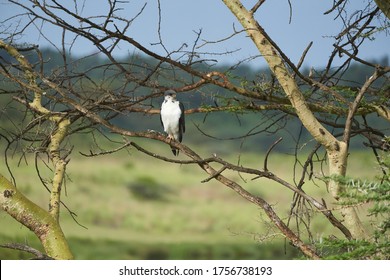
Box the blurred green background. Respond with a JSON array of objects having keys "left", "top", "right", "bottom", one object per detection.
[
  {"left": 0, "top": 50, "right": 387, "bottom": 259},
  {"left": 0, "top": 136, "right": 380, "bottom": 259}
]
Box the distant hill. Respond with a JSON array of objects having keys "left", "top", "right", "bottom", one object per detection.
[{"left": 0, "top": 48, "right": 388, "bottom": 152}]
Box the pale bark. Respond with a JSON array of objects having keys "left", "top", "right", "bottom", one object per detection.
[
  {"left": 375, "top": 0, "right": 390, "bottom": 19},
  {"left": 0, "top": 175, "right": 73, "bottom": 259},
  {"left": 0, "top": 40, "right": 72, "bottom": 256},
  {"left": 0, "top": 40, "right": 70, "bottom": 222},
  {"left": 221, "top": 0, "right": 367, "bottom": 240}
]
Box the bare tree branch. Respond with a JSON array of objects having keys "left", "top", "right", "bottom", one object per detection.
[
  {"left": 0, "top": 243, "right": 53, "bottom": 260},
  {"left": 250, "top": 0, "right": 266, "bottom": 14}
]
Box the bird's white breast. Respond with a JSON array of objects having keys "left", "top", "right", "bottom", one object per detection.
[{"left": 161, "top": 100, "right": 182, "bottom": 135}]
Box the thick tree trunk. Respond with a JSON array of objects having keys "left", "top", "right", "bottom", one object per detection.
[
  {"left": 327, "top": 144, "right": 367, "bottom": 239},
  {"left": 222, "top": 0, "right": 367, "bottom": 240},
  {"left": 375, "top": 0, "right": 390, "bottom": 19},
  {"left": 0, "top": 175, "right": 73, "bottom": 259}
]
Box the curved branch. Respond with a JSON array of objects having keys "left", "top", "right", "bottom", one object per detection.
[
  {"left": 0, "top": 175, "right": 73, "bottom": 259},
  {"left": 263, "top": 137, "right": 283, "bottom": 171},
  {"left": 344, "top": 68, "right": 383, "bottom": 144}
]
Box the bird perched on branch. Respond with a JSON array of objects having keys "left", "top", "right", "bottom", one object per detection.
[{"left": 160, "top": 90, "right": 185, "bottom": 156}]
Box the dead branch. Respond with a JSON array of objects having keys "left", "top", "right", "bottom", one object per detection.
[{"left": 0, "top": 243, "right": 54, "bottom": 260}]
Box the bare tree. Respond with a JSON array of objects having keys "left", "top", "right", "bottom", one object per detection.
[{"left": 0, "top": 0, "right": 389, "bottom": 259}]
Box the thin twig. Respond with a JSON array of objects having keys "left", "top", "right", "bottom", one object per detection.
[
  {"left": 0, "top": 243, "right": 53, "bottom": 260},
  {"left": 79, "top": 141, "right": 133, "bottom": 157},
  {"left": 264, "top": 137, "right": 283, "bottom": 171},
  {"left": 296, "top": 41, "right": 313, "bottom": 71},
  {"left": 250, "top": 0, "right": 266, "bottom": 14},
  {"left": 201, "top": 166, "right": 227, "bottom": 183}
]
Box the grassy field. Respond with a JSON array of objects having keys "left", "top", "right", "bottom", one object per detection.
[{"left": 0, "top": 138, "right": 383, "bottom": 259}]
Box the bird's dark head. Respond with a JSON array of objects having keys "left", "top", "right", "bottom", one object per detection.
[{"left": 164, "top": 90, "right": 177, "bottom": 101}]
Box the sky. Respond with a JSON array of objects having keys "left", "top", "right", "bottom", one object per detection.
[{"left": 0, "top": 0, "right": 389, "bottom": 69}]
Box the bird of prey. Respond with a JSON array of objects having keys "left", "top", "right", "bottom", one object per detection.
[{"left": 160, "top": 90, "right": 185, "bottom": 156}]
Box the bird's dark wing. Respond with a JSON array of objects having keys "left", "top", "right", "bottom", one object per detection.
[
  {"left": 179, "top": 101, "right": 185, "bottom": 133},
  {"left": 159, "top": 111, "right": 163, "bottom": 128},
  {"left": 160, "top": 99, "right": 166, "bottom": 129},
  {"left": 176, "top": 102, "right": 185, "bottom": 143}
]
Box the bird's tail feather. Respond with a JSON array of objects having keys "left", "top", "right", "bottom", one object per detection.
[{"left": 171, "top": 146, "right": 179, "bottom": 156}]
